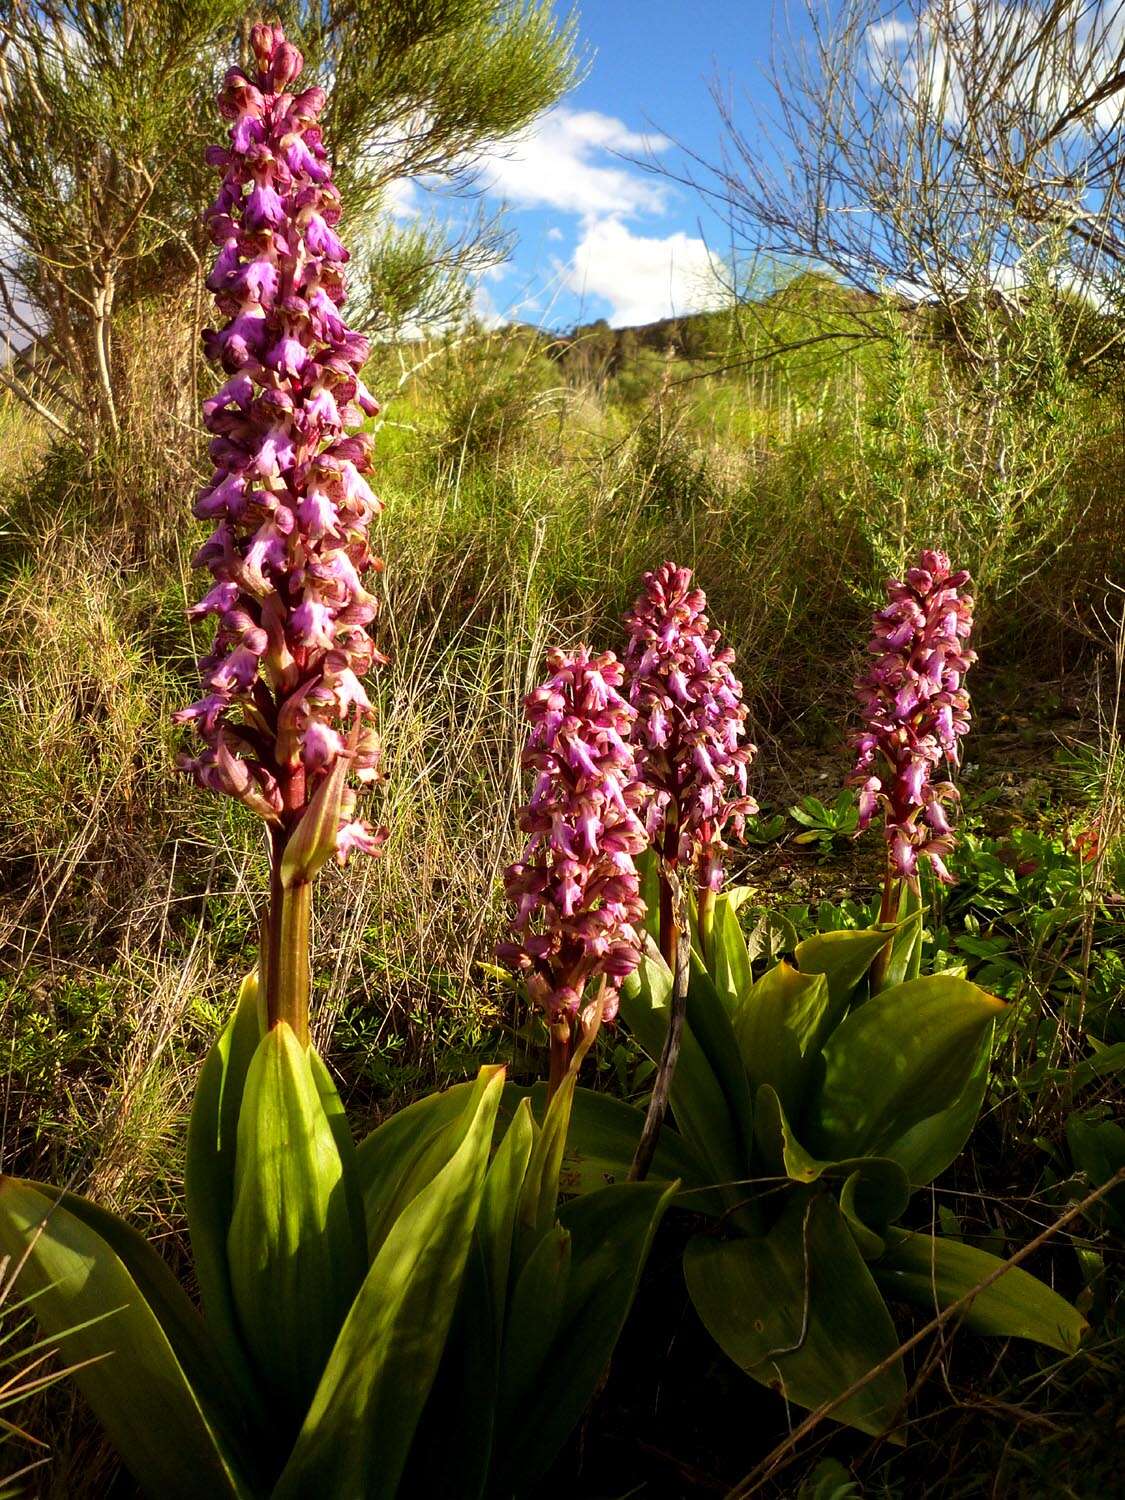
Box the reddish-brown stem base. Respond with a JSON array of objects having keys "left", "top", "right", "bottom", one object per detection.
[
  {"left": 870, "top": 848, "right": 901, "bottom": 994},
  {"left": 547, "top": 1017, "right": 573, "bottom": 1102}
]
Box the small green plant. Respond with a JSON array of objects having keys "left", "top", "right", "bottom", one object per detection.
[
  {"left": 743, "top": 808, "right": 787, "bottom": 845},
  {"left": 788, "top": 790, "right": 860, "bottom": 849}
]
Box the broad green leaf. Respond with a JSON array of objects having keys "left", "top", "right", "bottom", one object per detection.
[
  {"left": 684, "top": 1193, "right": 907, "bottom": 1439},
  {"left": 839, "top": 1172, "right": 887, "bottom": 1259},
  {"left": 228, "top": 1025, "right": 365, "bottom": 1429},
  {"left": 498, "top": 1223, "right": 572, "bottom": 1420},
  {"left": 0, "top": 1180, "right": 255, "bottom": 1498},
  {"left": 619, "top": 948, "right": 745, "bottom": 1186},
  {"left": 887, "top": 1025, "right": 993, "bottom": 1185},
  {"left": 732, "top": 960, "right": 831, "bottom": 1122},
  {"left": 874, "top": 1229, "right": 1087, "bottom": 1352},
  {"left": 687, "top": 957, "right": 756, "bottom": 1165},
  {"left": 794, "top": 925, "right": 897, "bottom": 1021},
  {"left": 307, "top": 1047, "right": 367, "bottom": 1255},
  {"left": 357, "top": 1075, "right": 502, "bottom": 1259},
  {"left": 184, "top": 972, "right": 262, "bottom": 1396},
  {"left": 355, "top": 1079, "right": 476, "bottom": 1254},
  {"left": 492, "top": 1180, "right": 675, "bottom": 1493},
  {"left": 753, "top": 1086, "right": 910, "bottom": 1229},
  {"left": 274, "top": 1068, "right": 504, "bottom": 1500},
  {"left": 518, "top": 1082, "right": 722, "bottom": 1212},
  {"left": 805, "top": 975, "right": 1005, "bottom": 1162},
  {"left": 709, "top": 892, "right": 753, "bottom": 1008},
  {"left": 477, "top": 1097, "right": 536, "bottom": 1325},
  {"left": 397, "top": 1242, "right": 498, "bottom": 1500}
]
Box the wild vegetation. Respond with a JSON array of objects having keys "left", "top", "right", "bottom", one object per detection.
[{"left": 1, "top": 2, "right": 1124, "bottom": 1497}]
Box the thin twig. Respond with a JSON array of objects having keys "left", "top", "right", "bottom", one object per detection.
[{"left": 630, "top": 869, "right": 691, "bottom": 1182}]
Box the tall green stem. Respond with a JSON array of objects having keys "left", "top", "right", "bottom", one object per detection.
[
  {"left": 696, "top": 885, "right": 715, "bottom": 969},
  {"left": 870, "top": 847, "right": 901, "bottom": 994},
  {"left": 265, "top": 842, "right": 311, "bottom": 1044}
]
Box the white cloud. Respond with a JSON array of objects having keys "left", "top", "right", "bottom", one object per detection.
[
  {"left": 384, "top": 177, "right": 421, "bottom": 218},
  {"left": 471, "top": 282, "right": 507, "bottom": 330},
  {"left": 479, "top": 108, "right": 669, "bottom": 220},
  {"left": 565, "top": 218, "right": 726, "bottom": 327}
]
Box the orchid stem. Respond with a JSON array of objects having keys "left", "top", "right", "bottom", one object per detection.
[
  {"left": 631, "top": 866, "right": 690, "bottom": 1182},
  {"left": 265, "top": 851, "right": 310, "bottom": 1044},
  {"left": 870, "top": 848, "right": 901, "bottom": 994},
  {"left": 547, "top": 1017, "right": 574, "bottom": 1103}
]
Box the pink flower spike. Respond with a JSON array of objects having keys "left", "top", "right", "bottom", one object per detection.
[
  {"left": 622, "top": 562, "right": 757, "bottom": 889},
  {"left": 500, "top": 647, "right": 649, "bottom": 1023},
  {"left": 847, "top": 549, "right": 977, "bottom": 884},
  {"left": 176, "top": 22, "right": 384, "bottom": 867}
]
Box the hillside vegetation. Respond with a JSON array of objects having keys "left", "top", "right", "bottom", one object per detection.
[{"left": 1, "top": 270, "right": 1123, "bottom": 1493}]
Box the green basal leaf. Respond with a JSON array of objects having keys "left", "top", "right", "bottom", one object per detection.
[
  {"left": 794, "top": 924, "right": 898, "bottom": 1021},
  {"left": 684, "top": 1192, "right": 907, "bottom": 1439},
  {"left": 227, "top": 1024, "right": 365, "bottom": 1431},
  {"left": 273, "top": 1067, "right": 504, "bottom": 1500},
  {"left": 805, "top": 974, "right": 1005, "bottom": 1162},
  {"left": 709, "top": 891, "right": 753, "bottom": 1009},
  {"left": 184, "top": 971, "right": 262, "bottom": 1402},
  {"left": 515, "top": 1081, "right": 722, "bottom": 1211},
  {"left": 498, "top": 1223, "right": 572, "bottom": 1421},
  {"left": 732, "top": 960, "right": 831, "bottom": 1122},
  {"left": 492, "top": 1180, "right": 676, "bottom": 1494},
  {"left": 308, "top": 1046, "right": 367, "bottom": 1263},
  {"left": 753, "top": 1086, "right": 910, "bottom": 1232},
  {"left": 874, "top": 1229, "right": 1087, "bottom": 1352},
  {"left": 839, "top": 1171, "right": 887, "bottom": 1259},
  {"left": 0, "top": 1180, "right": 257, "bottom": 1499},
  {"left": 887, "top": 1025, "right": 993, "bottom": 1185},
  {"left": 397, "top": 1242, "right": 497, "bottom": 1500},
  {"left": 477, "top": 1096, "right": 536, "bottom": 1325},
  {"left": 687, "top": 956, "right": 756, "bottom": 1164},
  {"left": 355, "top": 1075, "right": 486, "bottom": 1259},
  {"left": 619, "top": 947, "right": 746, "bottom": 1187}
]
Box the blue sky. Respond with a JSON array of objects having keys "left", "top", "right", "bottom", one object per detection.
[{"left": 395, "top": 2, "right": 790, "bottom": 331}]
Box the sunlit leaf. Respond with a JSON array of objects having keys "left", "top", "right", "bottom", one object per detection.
[
  {"left": 0, "top": 1181, "right": 257, "bottom": 1498},
  {"left": 227, "top": 1024, "right": 365, "bottom": 1430},
  {"left": 874, "top": 1229, "right": 1087, "bottom": 1352},
  {"left": 805, "top": 975, "right": 1004, "bottom": 1161},
  {"left": 685, "top": 1193, "right": 906, "bottom": 1438},
  {"left": 732, "top": 960, "right": 830, "bottom": 1121},
  {"left": 274, "top": 1068, "right": 505, "bottom": 1499}
]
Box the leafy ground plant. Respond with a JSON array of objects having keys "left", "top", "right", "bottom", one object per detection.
[{"left": 789, "top": 790, "right": 860, "bottom": 850}]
